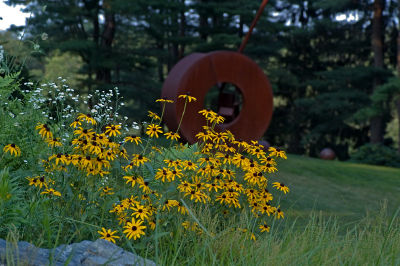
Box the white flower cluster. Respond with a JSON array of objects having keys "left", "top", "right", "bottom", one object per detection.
[
  {"left": 24, "top": 78, "right": 80, "bottom": 121},
  {"left": 88, "top": 87, "right": 130, "bottom": 132},
  {"left": 22, "top": 78, "right": 140, "bottom": 133}
]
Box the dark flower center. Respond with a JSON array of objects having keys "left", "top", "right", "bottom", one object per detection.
[{"left": 132, "top": 226, "right": 137, "bottom": 231}]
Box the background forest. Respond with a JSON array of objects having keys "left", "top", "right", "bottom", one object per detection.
[{"left": 1, "top": 0, "right": 400, "bottom": 165}]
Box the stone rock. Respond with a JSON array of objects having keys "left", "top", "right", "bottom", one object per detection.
[
  {"left": 0, "top": 238, "right": 156, "bottom": 266},
  {"left": 319, "top": 148, "right": 336, "bottom": 160}
]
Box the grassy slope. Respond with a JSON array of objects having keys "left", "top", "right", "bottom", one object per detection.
[{"left": 275, "top": 154, "right": 400, "bottom": 225}]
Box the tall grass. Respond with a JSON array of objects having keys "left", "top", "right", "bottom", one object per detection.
[{"left": 153, "top": 205, "right": 400, "bottom": 265}]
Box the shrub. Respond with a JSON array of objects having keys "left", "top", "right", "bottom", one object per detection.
[
  {"left": 349, "top": 143, "right": 400, "bottom": 167},
  {"left": 0, "top": 75, "right": 290, "bottom": 249}
]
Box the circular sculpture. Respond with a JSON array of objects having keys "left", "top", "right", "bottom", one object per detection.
[{"left": 161, "top": 50, "right": 273, "bottom": 144}]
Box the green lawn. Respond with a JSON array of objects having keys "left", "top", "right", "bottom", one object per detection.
[{"left": 276, "top": 154, "right": 400, "bottom": 226}]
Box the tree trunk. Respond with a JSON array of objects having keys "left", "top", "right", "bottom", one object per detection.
[
  {"left": 178, "top": 2, "right": 186, "bottom": 60},
  {"left": 370, "top": 0, "right": 385, "bottom": 144},
  {"left": 96, "top": 1, "right": 115, "bottom": 84},
  {"left": 397, "top": 0, "right": 400, "bottom": 152},
  {"left": 396, "top": 99, "right": 400, "bottom": 152}
]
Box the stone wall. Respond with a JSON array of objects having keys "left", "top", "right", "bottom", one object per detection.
[{"left": 0, "top": 238, "right": 156, "bottom": 266}]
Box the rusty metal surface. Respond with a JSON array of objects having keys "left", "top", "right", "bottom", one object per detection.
[{"left": 161, "top": 51, "right": 273, "bottom": 144}]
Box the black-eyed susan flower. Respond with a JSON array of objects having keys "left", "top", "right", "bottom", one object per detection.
[
  {"left": 196, "top": 131, "right": 213, "bottom": 142},
  {"left": 275, "top": 208, "right": 284, "bottom": 219},
  {"left": 164, "top": 132, "right": 180, "bottom": 141},
  {"left": 138, "top": 180, "right": 152, "bottom": 194},
  {"left": 198, "top": 109, "right": 215, "bottom": 118},
  {"left": 45, "top": 138, "right": 63, "bottom": 148},
  {"left": 124, "top": 135, "right": 142, "bottom": 145},
  {"left": 97, "top": 227, "right": 120, "bottom": 244},
  {"left": 263, "top": 163, "right": 278, "bottom": 173},
  {"left": 119, "top": 147, "right": 129, "bottom": 160},
  {"left": 123, "top": 175, "right": 138, "bottom": 187},
  {"left": 123, "top": 218, "right": 146, "bottom": 240},
  {"left": 155, "top": 168, "right": 171, "bottom": 182},
  {"left": 162, "top": 199, "right": 179, "bottom": 211},
  {"left": 3, "top": 144, "right": 21, "bottom": 157},
  {"left": 272, "top": 182, "right": 289, "bottom": 194},
  {"left": 146, "top": 124, "right": 162, "bottom": 138},
  {"left": 41, "top": 188, "right": 61, "bottom": 197},
  {"left": 169, "top": 168, "right": 183, "bottom": 180},
  {"left": 268, "top": 147, "right": 287, "bottom": 159},
  {"left": 156, "top": 98, "right": 174, "bottom": 103},
  {"left": 130, "top": 204, "right": 150, "bottom": 221},
  {"left": 177, "top": 181, "right": 192, "bottom": 193},
  {"left": 74, "top": 127, "right": 95, "bottom": 140},
  {"left": 70, "top": 118, "right": 82, "bottom": 128},
  {"left": 208, "top": 113, "right": 225, "bottom": 124},
  {"left": 177, "top": 202, "right": 188, "bottom": 215},
  {"left": 36, "top": 123, "right": 53, "bottom": 139},
  {"left": 148, "top": 111, "right": 161, "bottom": 121},
  {"left": 105, "top": 124, "right": 121, "bottom": 137},
  {"left": 26, "top": 176, "right": 39, "bottom": 187},
  {"left": 49, "top": 153, "right": 68, "bottom": 165},
  {"left": 178, "top": 93, "right": 197, "bottom": 102},
  {"left": 77, "top": 113, "right": 97, "bottom": 125},
  {"left": 183, "top": 160, "right": 197, "bottom": 171},
  {"left": 131, "top": 154, "right": 149, "bottom": 167},
  {"left": 100, "top": 186, "right": 114, "bottom": 196}
]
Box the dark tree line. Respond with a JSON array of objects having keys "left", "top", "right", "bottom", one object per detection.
[{"left": 4, "top": 0, "right": 400, "bottom": 160}]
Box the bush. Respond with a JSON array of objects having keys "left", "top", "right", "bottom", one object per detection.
[
  {"left": 349, "top": 144, "right": 400, "bottom": 167},
  {"left": 0, "top": 73, "right": 290, "bottom": 252}
]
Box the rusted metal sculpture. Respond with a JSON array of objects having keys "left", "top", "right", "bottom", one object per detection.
[{"left": 161, "top": 0, "right": 272, "bottom": 144}]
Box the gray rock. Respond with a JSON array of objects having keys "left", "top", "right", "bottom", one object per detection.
[{"left": 0, "top": 238, "right": 156, "bottom": 266}]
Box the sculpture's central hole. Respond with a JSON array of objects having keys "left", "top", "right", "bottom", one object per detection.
[{"left": 204, "top": 83, "right": 243, "bottom": 124}]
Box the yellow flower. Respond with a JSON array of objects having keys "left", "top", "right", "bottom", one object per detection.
[
  {"left": 146, "top": 124, "right": 162, "bottom": 138},
  {"left": 156, "top": 98, "right": 174, "bottom": 103},
  {"left": 74, "top": 127, "right": 95, "bottom": 140},
  {"left": 162, "top": 199, "right": 179, "bottom": 211},
  {"left": 164, "top": 132, "right": 180, "bottom": 141},
  {"left": 182, "top": 160, "right": 197, "bottom": 171},
  {"left": 105, "top": 124, "right": 121, "bottom": 137},
  {"left": 275, "top": 208, "right": 284, "bottom": 219},
  {"left": 123, "top": 218, "right": 146, "bottom": 240},
  {"left": 131, "top": 154, "right": 149, "bottom": 167},
  {"left": 148, "top": 111, "right": 161, "bottom": 121},
  {"left": 26, "top": 176, "right": 39, "bottom": 187},
  {"left": 97, "top": 227, "right": 120, "bottom": 244},
  {"left": 198, "top": 109, "right": 216, "bottom": 118},
  {"left": 272, "top": 182, "right": 289, "bottom": 194},
  {"left": 268, "top": 147, "right": 287, "bottom": 159},
  {"left": 3, "top": 144, "right": 21, "bottom": 157},
  {"left": 36, "top": 123, "right": 53, "bottom": 139},
  {"left": 178, "top": 94, "right": 197, "bottom": 102},
  {"left": 48, "top": 153, "right": 68, "bottom": 165},
  {"left": 100, "top": 186, "right": 114, "bottom": 196},
  {"left": 70, "top": 118, "right": 82, "bottom": 128},
  {"left": 259, "top": 223, "right": 270, "bottom": 233},
  {"left": 123, "top": 175, "right": 138, "bottom": 187},
  {"left": 124, "top": 135, "right": 142, "bottom": 145},
  {"left": 77, "top": 113, "right": 97, "bottom": 125},
  {"left": 41, "top": 188, "right": 61, "bottom": 197},
  {"left": 45, "top": 138, "right": 63, "bottom": 148},
  {"left": 207, "top": 113, "right": 225, "bottom": 124},
  {"left": 155, "top": 167, "right": 171, "bottom": 182}
]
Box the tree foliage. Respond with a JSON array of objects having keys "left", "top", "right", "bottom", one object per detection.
[{"left": 3, "top": 0, "right": 400, "bottom": 160}]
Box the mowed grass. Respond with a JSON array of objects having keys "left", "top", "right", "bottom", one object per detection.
[
  {"left": 275, "top": 154, "right": 400, "bottom": 226},
  {"left": 154, "top": 155, "right": 400, "bottom": 265}
]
